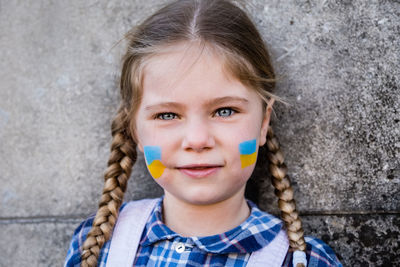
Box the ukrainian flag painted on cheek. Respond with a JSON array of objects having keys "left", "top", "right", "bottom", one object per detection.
[
  {"left": 239, "top": 139, "right": 258, "bottom": 168},
  {"left": 143, "top": 146, "right": 166, "bottom": 179}
]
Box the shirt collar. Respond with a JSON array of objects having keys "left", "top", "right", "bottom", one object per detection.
[{"left": 140, "top": 197, "right": 283, "bottom": 254}]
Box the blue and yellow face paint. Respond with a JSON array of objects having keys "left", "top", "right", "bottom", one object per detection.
[
  {"left": 239, "top": 139, "right": 257, "bottom": 168},
  {"left": 143, "top": 146, "right": 166, "bottom": 179}
]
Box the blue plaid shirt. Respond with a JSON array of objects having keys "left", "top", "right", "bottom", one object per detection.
[{"left": 65, "top": 197, "right": 342, "bottom": 266}]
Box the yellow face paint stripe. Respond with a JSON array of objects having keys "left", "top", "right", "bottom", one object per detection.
[
  {"left": 147, "top": 160, "right": 166, "bottom": 179},
  {"left": 240, "top": 152, "right": 257, "bottom": 168}
]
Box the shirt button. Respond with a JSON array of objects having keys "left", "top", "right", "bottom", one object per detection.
[{"left": 175, "top": 242, "right": 185, "bottom": 253}]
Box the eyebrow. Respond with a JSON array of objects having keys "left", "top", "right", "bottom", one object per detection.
[
  {"left": 144, "top": 96, "right": 249, "bottom": 111},
  {"left": 145, "top": 102, "right": 185, "bottom": 111},
  {"left": 206, "top": 96, "right": 249, "bottom": 107}
]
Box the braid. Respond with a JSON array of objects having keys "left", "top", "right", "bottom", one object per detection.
[
  {"left": 80, "top": 106, "right": 137, "bottom": 267},
  {"left": 266, "top": 127, "right": 306, "bottom": 267}
]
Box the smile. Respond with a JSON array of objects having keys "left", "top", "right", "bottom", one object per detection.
[{"left": 176, "top": 164, "right": 223, "bottom": 178}]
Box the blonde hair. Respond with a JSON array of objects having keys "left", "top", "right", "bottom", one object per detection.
[{"left": 80, "top": 1, "right": 306, "bottom": 266}]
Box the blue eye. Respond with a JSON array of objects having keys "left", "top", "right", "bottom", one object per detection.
[
  {"left": 215, "top": 108, "right": 235, "bottom": 117},
  {"left": 157, "top": 113, "right": 177, "bottom": 120}
]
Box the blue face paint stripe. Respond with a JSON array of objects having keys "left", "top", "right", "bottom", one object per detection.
[
  {"left": 143, "top": 146, "right": 162, "bottom": 165},
  {"left": 239, "top": 139, "right": 257, "bottom": 155}
]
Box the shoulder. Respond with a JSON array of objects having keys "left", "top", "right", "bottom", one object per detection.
[
  {"left": 283, "top": 236, "right": 342, "bottom": 267},
  {"left": 64, "top": 214, "right": 95, "bottom": 267},
  {"left": 64, "top": 198, "right": 161, "bottom": 267},
  {"left": 304, "top": 236, "right": 342, "bottom": 266},
  {"left": 121, "top": 198, "right": 160, "bottom": 213}
]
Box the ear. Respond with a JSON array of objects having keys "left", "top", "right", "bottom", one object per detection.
[
  {"left": 137, "top": 142, "right": 144, "bottom": 153},
  {"left": 259, "top": 98, "right": 275, "bottom": 146},
  {"left": 133, "top": 128, "right": 144, "bottom": 152},
  {"left": 131, "top": 132, "right": 144, "bottom": 153}
]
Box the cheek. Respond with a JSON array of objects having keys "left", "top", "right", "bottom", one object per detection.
[
  {"left": 143, "top": 146, "right": 166, "bottom": 179},
  {"left": 238, "top": 139, "right": 258, "bottom": 168}
]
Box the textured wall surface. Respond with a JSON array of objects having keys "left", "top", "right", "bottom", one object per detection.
[{"left": 0, "top": 0, "right": 399, "bottom": 266}]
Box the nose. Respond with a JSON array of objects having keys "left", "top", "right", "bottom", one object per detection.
[{"left": 181, "top": 117, "right": 215, "bottom": 152}]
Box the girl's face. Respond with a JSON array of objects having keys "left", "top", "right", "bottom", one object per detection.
[{"left": 135, "top": 43, "right": 273, "bottom": 206}]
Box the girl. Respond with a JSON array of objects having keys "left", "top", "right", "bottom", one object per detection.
[{"left": 65, "top": 0, "right": 341, "bottom": 266}]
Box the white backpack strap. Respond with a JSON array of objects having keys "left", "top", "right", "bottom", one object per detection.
[
  {"left": 106, "top": 198, "right": 159, "bottom": 267},
  {"left": 247, "top": 228, "right": 289, "bottom": 267}
]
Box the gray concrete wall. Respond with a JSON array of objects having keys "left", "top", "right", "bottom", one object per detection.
[{"left": 0, "top": 0, "right": 398, "bottom": 266}]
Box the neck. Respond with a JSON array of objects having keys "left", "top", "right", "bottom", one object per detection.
[{"left": 162, "top": 190, "right": 250, "bottom": 237}]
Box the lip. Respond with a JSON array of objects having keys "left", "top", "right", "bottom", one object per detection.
[{"left": 177, "top": 164, "right": 222, "bottom": 178}]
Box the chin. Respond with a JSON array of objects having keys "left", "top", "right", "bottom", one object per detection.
[{"left": 179, "top": 190, "right": 235, "bottom": 206}]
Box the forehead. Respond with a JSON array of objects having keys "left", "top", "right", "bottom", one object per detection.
[{"left": 140, "top": 42, "right": 260, "bottom": 103}]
